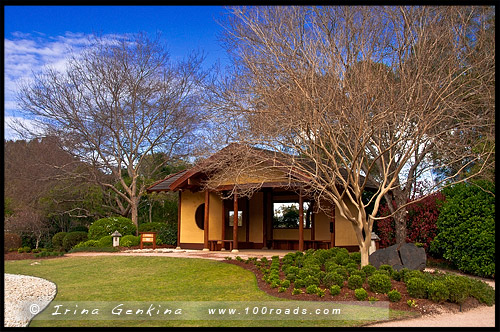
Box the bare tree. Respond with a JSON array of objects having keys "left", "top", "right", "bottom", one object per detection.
[
  {"left": 5, "top": 208, "right": 49, "bottom": 249},
  {"left": 204, "top": 6, "right": 494, "bottom": 265},
  {"left": 16, "top": 32, "right": 208, "bottom": 230}
]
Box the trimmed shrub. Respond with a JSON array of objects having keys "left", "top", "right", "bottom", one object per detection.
[
  {"left": 280, "top": 279, "right": 291, "bottom": 289},
  {"left": 379, "top": 265, "right": 394, "bottom": 275},
  {"left": 335, "top": 266, "right": 349, "bottom": 280},
  {"left": 350, "top": 269, "right": 366, "bottom": 282},
  {"left": 73, "top": 240, "right": 99, "bottom": 249},
  {"left": 350, "top": 252, "right": 361, "bottom": 264},
  {"left": 18, "top": 246, "right": 31, "bottom": 253},
  {"left": 52, "top": 232, "right": 67, "bottom": 250},
  {"left": 323, "top": 272, "right": 345, "bottom": 288},
  {"left": 63, "top": 232, "right": 88, "bottom": 251},
  {"left": 444, "top": 275, "right": 470, "bottom": 305},
  {"left": 362, "top": 264, "right": 376, "bottom": 277},
  {"left": 391, "top": 270, "right": 404, "bottom": 281},
  {"left": 355, "top": 288, "right": 368, "bottom": 301},
  {"left": 4, "top": 233, "right": 22, "bottom": 251},
  {"left": 387, "top": 289, "right": 402, "bottom": 302},
  {"left": 468, "top": 278, "right": 495, "bottom": 306},
  {"left": 120, "top": 235, "right": 140, "bottom": 247},
  {"left": 367, "top": 274, "right": 392, "bottom": 294},
  {"left": 430, "top": 180, "right": 495, "bottom": 277},
  {"left": 292, "top": 288, "right": 303, "bottom": 295},
  {"left": 294, "top": 279, "right": 306, "bottom": 288},
  {"left": 303, "top": 275, "right": 320, "bottom": 287},
  {"left": 403, "top": 270, "right": 426, "bottom": 284},
  {"left": 330, "top": 285, "right": 341, "bottom": 296},
  {"left": 347, "top": 275, "right": 363, "bottom": 290},
  {"left": 97, "top": 235, "right": 113, "bottom": 247},
  {"left": 372, "top": 269, "right": 390, "bottom": 277},
  {"left": 324, "top": 260, "right": 339, "bottom": 273},
  {"left": 427, "top": 280, "right": 449, "bottom": 303},
  {"left": 406, "top": 277, "right": 428, "bottom": 299},
  {"left": 88, "top": 216, "right": 136, "bottom": 240},
  {"left": 306, "top": 284, "right": 320, "bottom": 294}
]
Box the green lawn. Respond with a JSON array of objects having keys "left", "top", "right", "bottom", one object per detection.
[{"left": 4, "top": 256, "right": 416, "bottom": 327}]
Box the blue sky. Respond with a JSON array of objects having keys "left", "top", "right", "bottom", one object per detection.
[{"left": 4, "top": 5, "right": 230, "bottom": 140}]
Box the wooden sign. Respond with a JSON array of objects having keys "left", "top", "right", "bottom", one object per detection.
[{"left": 139, "top": 232, "right": 157, "bottom": 249}]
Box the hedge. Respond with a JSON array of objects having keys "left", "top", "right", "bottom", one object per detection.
[
  {"left": 88, "top": 216, "right": 136, "bottom": 240},
  {"left": 52, "top": 232, "right": 68, "bottom": 251},
  {"left": 62, "top": 232, "right": 88, "bottom": 251},
  {"left": 430, "top": 180, "right": 495, "bottom": 277}
]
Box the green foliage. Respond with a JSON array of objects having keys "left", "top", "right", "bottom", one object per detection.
[
  {"left": 306, "top": 284, "right": 320, "bottom": 294},
  {"left": 63, "top": 232, "right": 88, "bottom": 251},
  {"left": 379, "top": 265, "right": 394, "bottom": 275},
  {"left": 73, "top": 240, "right": 99, "bottom": 249},
  {"left": 329, "top": 285, "right": 341, "bottom": 296},
  {"left": 322, "top": 272, "right": 345, "bottom": 288},
  {"left": 303, "top": 275, "right": 320, "bottom": 287},
  {"left": 406, "top": 277, "right": 428, "bottom": 299},
  {"left": 18, "top": 246, "right": 31, "bottom": 253},
  {"left": 278, "top": 286, "right": 287, "bottom": 293},
  {"left": 361, "top": 264, "right": 376, "bottom": 277},
  {"left": 280, "top": 279, "right": 291, "bottom": 289},
  {"left": 52, "top": 232, "right": 67, "bottom": 250},
  {"left": 468, "top": 278, "right": 495, "bottom": 306},
  {"left": 403, "top": 270, "right": 426, "bottom": 284},
  {"left": 427, "top": 280, "right": 449, "bottom": 303},
  {"left": 350, "top": 252, "right": 361, "bottom": 264},
  {"left": 443, "top": 275, "right": 470, "bottom": 305},
  {"left": 138, "top": 222, "right": 177, "bottom": 246},
  {"left": 68, "top": 225, "right": 88, "bottom": 233},
  {"left": 430, "top": 180, "right": 495, "bottom": 277},
  {"left": 372, "top": 269, "right": 390, "bottom": 277},
  {"left": 367, "top": 274, "right": 392, "bottom": 294},
  {"left": 334, "top": 266, "right": 349, "bottom": 280},
  {"left": 349, "top": 269, "right": 366, "bottom": 282},
  {"left": 34, "top": 251, "right": 65, "bottom": 257},
  {"left": 354, "top": 288, "right": 368, "bottom": 301},
  {"left": 97, "top": 235, "right": 113, "bottom": 247},
  {"left": 294, "top": 279, "right": 306, "bottom": 288},
  {"left": 347, "top": 275, "right": 363, "bottom": 290},
  {"left": 120, "top": 235, "right": 141, "bottom": 247},
  {"left": 387, "top": 289, "right": 402, "bottom": 302},
  {"left": 317, "top": 288, "right": 326, "bottom": 297},
  {"left": 88, "top": 216, "right": 136, "bottom": 241},
  {"left": 391, "top": 270, "right": 404, "bottom": 281},
  {"left": 292, "top": 288, "right": 303, "bottom": 295}
]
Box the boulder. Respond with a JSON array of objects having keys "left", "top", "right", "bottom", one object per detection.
[
  {"left": 399, "top": 243, "right": 427, "bottom": 271},
  {"left": 369, "top": 242, "right": 426, "bottom": 271}
]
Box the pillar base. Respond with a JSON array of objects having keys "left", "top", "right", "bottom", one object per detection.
[
  {"left": 261, "top": 246, "right": 268, "bottom": 250},
  {"left": 175, "top": 247, "right": 181, "bottom": 250},
  {"left": 220, "top": 247, "right": 226, "bottom": 251},
  {"left": 231, "top": 249, "right": 239, "bottom": 253},
  {"left": 202, "top": 248, "right": 210, "bottom": 252}
]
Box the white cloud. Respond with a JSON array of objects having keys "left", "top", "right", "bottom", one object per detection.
[{"left": 4, "top": 116, "right": 44, "bottom": 141}]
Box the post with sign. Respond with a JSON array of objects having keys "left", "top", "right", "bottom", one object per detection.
[{"left": 139, "top": 232, "right": 157, "bottom": 249}]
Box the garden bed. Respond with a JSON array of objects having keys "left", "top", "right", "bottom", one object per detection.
[
  {"left": 223, "top": 257, "right": 484, "bottom": 317},
  {"left": 4, "top": 252, "right": 65, "bottom": 261}
]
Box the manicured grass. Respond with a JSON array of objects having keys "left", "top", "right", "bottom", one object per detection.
[{"left": 4, "top": 256, "right": 416, "bottom": 327}]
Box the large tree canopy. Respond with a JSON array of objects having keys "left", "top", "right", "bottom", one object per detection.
[
  {"left": 16, "top": 32, "right": 208, "bottom": 229},
  {"left": 204, "top": 6, "right": 494, "bottom": 265}
]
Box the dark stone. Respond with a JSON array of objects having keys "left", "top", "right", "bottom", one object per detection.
[
  {"left": 369, "top": 244, "right": 401, "bottom": 268},
  {"left": 399, "top": 243, "right": 427, "bottom": 271},
  {"left": 369, "top": 242, "right": 426, "bottom": 271}
]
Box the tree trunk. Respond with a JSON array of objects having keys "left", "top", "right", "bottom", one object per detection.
[
  {"left": 131, "top": 196, "right": 139, "bottom": 236},
  {"left": 393, "top": 191, "right": 408, "bottom": 245},
  {"left": 359, "top": 232, "right": 371, "bottom": 267}
]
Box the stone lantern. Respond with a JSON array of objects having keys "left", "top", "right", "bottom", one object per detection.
[
  {"left": 369, "top": 232, "right": 380, "bottom": 255},
  {"left": 111, "top": 230, "right": 122, "bottom": 247}
]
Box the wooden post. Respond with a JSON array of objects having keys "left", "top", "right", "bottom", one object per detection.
[
  {"left": 331, "top": 204, "right": 336, "bottom": 248},
  {"left": 221, "top": 196, "right": 226, "bottom": 251},
  {"left": 310, "top": 201, "right": 315, "bottom": 241},
  {"left": 203, "top": 190, "right": 210, "bottom": 251},
  {"left": 232, "top": 192, "right": 239, "bottom": 252},
  {"left": 262, "top": 189, "right": 268, "bottom": 249},
  {"left": 176, "top": 191, "right": 182, "bottom": 249},
  {"left": 245, "top": 198, "right": 250, "bottom": 244},
  {"left": 299, "top": 190, "right": 304, "bottom": 252}
]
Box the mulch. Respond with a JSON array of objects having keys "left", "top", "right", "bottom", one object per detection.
[{"left": 223, "top": 260, "right": 483, "bottom": 317}]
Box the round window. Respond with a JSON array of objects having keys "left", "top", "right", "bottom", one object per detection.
[{"left": 195, "top": 204, "right": 205, "bottom": 230}]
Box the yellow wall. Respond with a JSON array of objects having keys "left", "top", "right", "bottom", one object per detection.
[
  {"left": 335, "top": 200, "right": 359, "bottom": 246},
  {"left": 314, "top": 211, "right": 331, "bottom": 241},
  {"left": 249, "top": 192, "right": 263, "bottom": 243},
  {"left": 273, "top": 228, "right": 312, "bottom": 240},
  {"left": 180, "top": 190, "right": 204, "bottom": 244}
]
